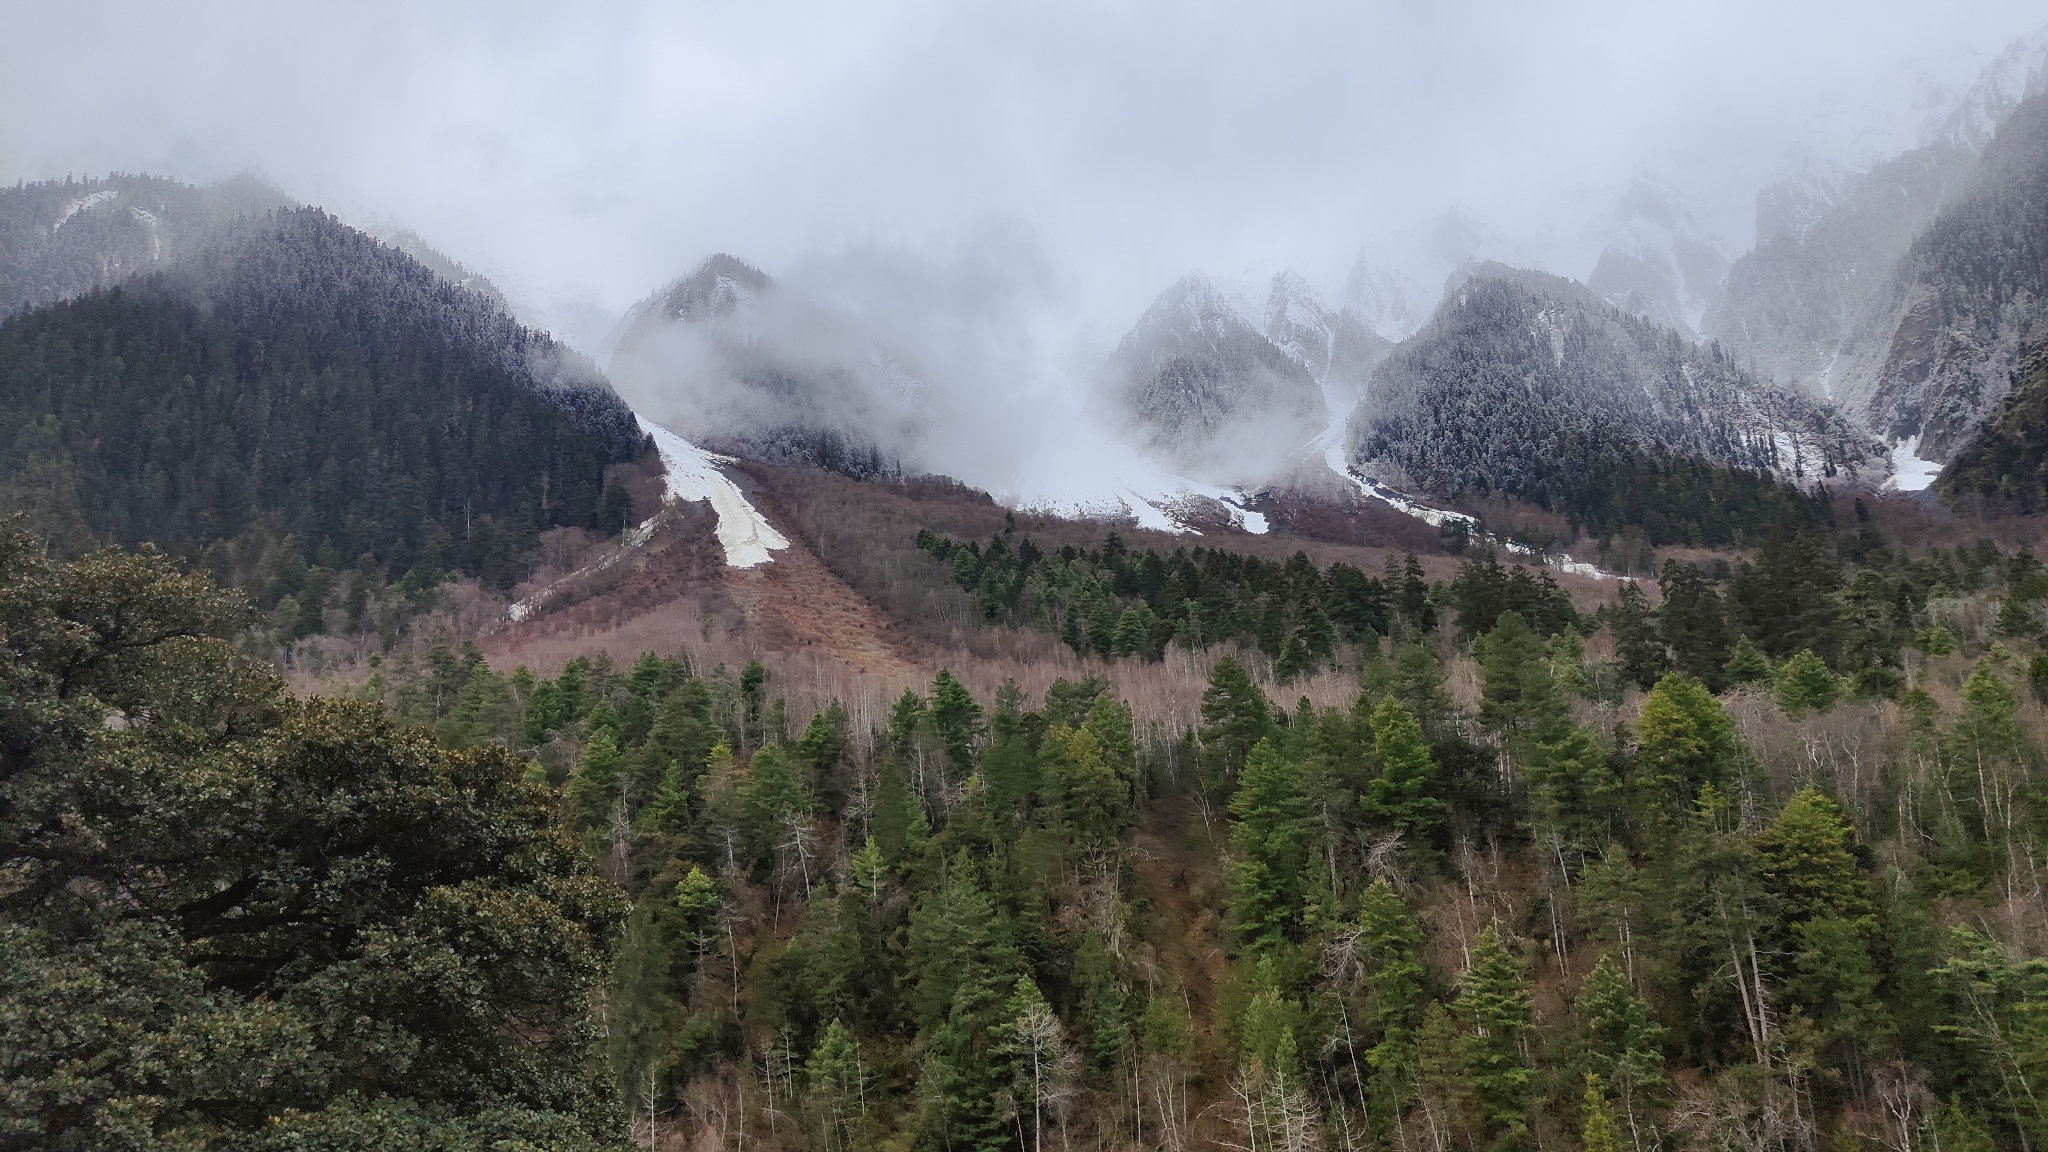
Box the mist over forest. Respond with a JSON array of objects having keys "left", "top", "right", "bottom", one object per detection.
[{"left": 11, "top": 5, "right": 2048, "bottom": 1152}]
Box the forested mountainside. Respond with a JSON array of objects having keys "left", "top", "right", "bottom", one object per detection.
[
  {"left": 1835, "top": 92, "right": 2048, "bottom": 458},
  {"left": 1096, "top": 274, "right": 1339, "bottom": 486},
  {"left": 1943, "top": 347, "right": 2048, "bottom": 510},
  {"left": 1701, "top": 139, "right": 1978, "bottom": 395},
  {"left": 0, "top": 207, "right": 647, "bottom": 580},
  {"left": 607, "top": 254, "right": 914, "bottom": 479},
  {"left": 35, "top": 461, "right": 2048, "bottom": 1151},
  {"left": 0, "top": 172, "right": 296, "bottom": 315},
  {"left": 1346, "top": 267, "right": 1878, "bottom": 545}
]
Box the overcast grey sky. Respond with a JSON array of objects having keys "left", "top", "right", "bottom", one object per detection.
[{"left": 3, "top": 0, "right": 2041, "bottom": 354}]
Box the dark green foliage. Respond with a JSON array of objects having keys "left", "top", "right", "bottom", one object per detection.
[
  {"left": 1449, "top": 549, "right": 1578, "bottom": 639},
  {"left": 917, "top": 529, "right": 1391, "bottom": 662},
  {"left": 1659, "top": 560, "right": 1735, "bottom": 690},
  {"left": 0, "top": 527, "right": 627, "bottom": 1148},
  {"left": 1608, "top": 581, "right": 1668, "bottom": 690}
]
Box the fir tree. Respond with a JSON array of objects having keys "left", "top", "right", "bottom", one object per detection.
[
  {"left": 1582, "top": 1074, "right": 1622, "bottom": 1152},
  {"left": 1609, "top": 581, "right": 1668, "bottom": 689},
  {"left": 1724, "top": 634, "right": 1772, "bottom": 684},
  {"left": 1458, "top": 926, "right": 1534, "bottom": 1147},
  {"left": 1200, "top": 656, "right": 1271, "bottom": 779},
  {"left": 1361, "top": 696, "right": 1445, "bottom": 838},
  {"left": 1773, "top": 649, "right": 1839, "bottom": 716},
  {"left": 1577, "top": 955, "right": 1664, "bottom": 1144}
]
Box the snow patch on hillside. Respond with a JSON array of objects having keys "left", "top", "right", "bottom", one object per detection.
[
  {"left": 1334, "top": 468, "right": 1614, "bottom": 580},
  {"left": 1000, "top": 428, "right": 1268, "bottom": 535},
  {"left": 53, "top": 189, "right": 119, "bottom": 230},
  {"left": 1886, "top": 436, "right": 1943, "bottom": 492},
  {"left": 639, "top": 417, "right": 790, "bottom": 567}
]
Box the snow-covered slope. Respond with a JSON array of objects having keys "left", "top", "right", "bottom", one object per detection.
[
  {"left": 506, "top": 416, "right": 790, "bottom": 623},
  {"left": 1000, "top": 423, "right": 1269, "bottom": 535},
  {"left": 639, "top": 417, "right": 789, "bottom": 567}
]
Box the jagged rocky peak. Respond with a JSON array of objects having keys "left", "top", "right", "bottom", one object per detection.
[
  {"left": 1349, "top": 262, "right": 1880, "bottom": 513},
  {"left": 606, "top": 255, "right": 921, "bottom": 479},
  {"left": 1703, "top": 139, "right": 1980, "bottom": 399},
  {"left": 1339, "top": 254, "right": 1431, "bottom": 342},
  {"left": 1096, "top": 271, "right": 1333, "bottom": 488},
  {"left": 1704, "top": 26, "right": 2047, "bottom": 424},
  {"left": 1932, "top": 29, "right": 2048, "bottom": 153},
  {"left": 0, "top": 173, "right": 295, "bottom": 316},
  {"left": 1259, "top": 269, "right": 1393, "bottom": 398},
  {"left": 1584, "top": 176, "right": 1729, "bottom": 340}
]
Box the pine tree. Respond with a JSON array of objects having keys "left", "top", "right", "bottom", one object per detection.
[
  {"left": 1274, "top": 632, "right": 1311, "bottom": 684},
  {"left": 806, "top": 1018, "right": 865, "bottom": 1150},
  {"left": 995, "top": 977, "right": 1076, "bottom": 1152},
  {"left": 563, "top": 728, "right": 625, "bottom": 832},
  {"left": 908, "top": 853, "right": 1022, "bottom": 1150},
  {"left": 1228, "top": 737, "right": 1313, "bottom": 949},
  {"left": 929, "top": 669, "right": 984, "bottom": 772},
  {"left": 1412, "top": 1001, "right": 1474, "bottom": 1148},
  {"left": 1634, "top": 673, "right": 1737, "bottom": 814},
  {"left": 1358, "top": 879, "right": 1425, "bottom": 1044},
  {"left": 1752, "top": 786, "right": 1872, "bottom": 927},
  {"left": 1609, "top": 581, "right": 1668, "bottom": 689},
  {"left": 1200, "top": 656, "right": 1271, "bottom": 779},
  {"left": 850, "top": 836, "right": 888, "bottom": 904},
  {"left": 1659, "top": 561, "right": 1735, "bottom": 690},
  {"left": 1089, "top": 596, "right": 1119, "bottom": 659},
  {"left": 1577, "top": 955, "right": 1664, "bottom": 1143}
]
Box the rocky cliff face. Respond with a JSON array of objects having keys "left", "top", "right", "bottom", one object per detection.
[
  {"left": 1702, "top": 143, "right": 1979, "bottom": 400},
  {"left": 1585, "top": 177, "right": 1730, "bottom": 341},
  {"left": 1831, "top": 92, "right": 2048, "bottom": 459}
]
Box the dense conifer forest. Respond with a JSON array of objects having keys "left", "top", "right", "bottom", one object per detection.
[
  {"left": 23, "top": 489, "right": 2048, "bottom": 1151},
  {"left": 0, "top": 208, "right": 648, "bottom": 581}
]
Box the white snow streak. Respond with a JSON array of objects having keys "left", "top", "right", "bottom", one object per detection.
[
  {"left": 638, "top": 417, "right": 790, "bottom": 567},
  {"left": 1000, "top": 427, "right": 1269, "bottom": 536},
  {"left": 505, "top": 417, "right": 791, "bottom": 624},
  {"left": 53, "top": 189, "right": 119, "bottom": 229},
  {"left": 1333, "top": 470, "right": 1614, "bottom": 580},
  {"left": 1886, "top": 435, "right": 1942, "bottom": 492}
]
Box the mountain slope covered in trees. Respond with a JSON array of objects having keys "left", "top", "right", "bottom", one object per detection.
[
  {"left": 1347, "top": 265, "right": 1880, "bottom": 545},
  {"left": 0, "top": 207, "right": 648, "bottom": 578},
  {"left": 0, "top": 172, "right": 296, "bottom": 315}
]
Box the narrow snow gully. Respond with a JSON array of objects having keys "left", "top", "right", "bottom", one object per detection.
[
  {"left": 1335, "top": 469, "right": 1616, "bottom": 581},
  {"left": 506, "top": 417, "right": 789, "bottom": 623},
  {"left": 637, "top": 417, "right": 790, "bottom": 566}
]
